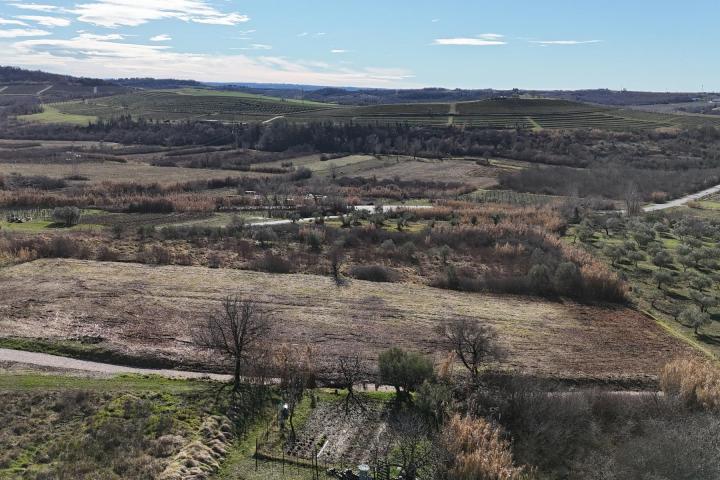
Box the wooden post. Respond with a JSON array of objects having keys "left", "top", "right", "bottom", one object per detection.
[{"left": 255, "top": 437, "right": 258, "bottom": 472}]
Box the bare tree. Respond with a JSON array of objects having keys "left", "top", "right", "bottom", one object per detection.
[
  {"left": 624, "top": 183, "right": 642, "bottom": 216},
  {"left": 439, "top": 318, "right": 500, "bottom": 381},
  {"left": 337, "top": 354, "right": 366, "bottom": 413},
  {"left": 275, "top": 344, "right": 314, "bottom": 440},
  {"left": 390, "top": 412, "right": 437, "bottom": 480},
  {"left": 195, "top": 296, "right": 271, "bottom": 392},
  {"left": 329, "top": 247, "right": 347, "bottom": 286}
]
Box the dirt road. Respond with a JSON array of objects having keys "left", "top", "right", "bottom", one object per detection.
[
  {"left": 643, "top": 183, "right": 720, "bottom": 212},
  {"left": 246, "top": 205, "right": 430, "bottom": 228},
  {"left": 0, "top": 348, "right": 231, "bottom": 380}
]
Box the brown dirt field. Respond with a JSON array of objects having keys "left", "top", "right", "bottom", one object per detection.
[
  {"left": 0, "top": 161, "right": 267, "bottom": 185},
  {"left": 356, "top": 158, "right": 498, "bottom": 188},
  {"left": 0, "top": 259, "right": 695, "bottom": 383}
]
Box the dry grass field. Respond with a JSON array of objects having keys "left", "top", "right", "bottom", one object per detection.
[
  {"left": 355, "top": 158, "right": 500, "bottom": 188},
  {"left": 0, "top": 160, "right": 266, "bottom": 185},
  {"left": 0, "top": 259, "right": 694, "bottom": 383}
]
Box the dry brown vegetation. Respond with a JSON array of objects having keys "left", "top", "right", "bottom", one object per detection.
[
  {"left": 0, "top": 258, "right": 693, "bottom": 383},
  {"left": 661, "top": 357, "right": 720, "bottom": 410},
  {"left": 442, "top": 415, "right": 528, "bottom": 480}
]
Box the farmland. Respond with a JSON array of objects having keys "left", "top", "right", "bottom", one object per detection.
[
  {"left": 43, "top": 89, "right": 337, "bottom": 123},
  {"left": 24, "top": 92, "right": 720, "bottom": 130},
  {"left": 0, "top": 258, "right": 693, "bottom": 383},
  {"left": 0, "top": 82, "right": 129, "bottom": 102}
]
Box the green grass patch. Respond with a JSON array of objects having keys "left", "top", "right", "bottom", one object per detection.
[
  {"left": 0, "top": 218, "right": 103, "bottom": 233},
  {"left": 18, "top": 105, "right": 97, "bottom": 125}
]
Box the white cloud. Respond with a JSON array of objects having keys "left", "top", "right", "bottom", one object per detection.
[
  {"left": 233, "top": 43, "right": 272, "bottom": 51},
  {"left": 16, "top": 15, "right": 71, "bottom": 27},
  {"left": 431, "top": 18, "right": 440, "bottom": 23},
  {"left": 314, "top": 32, "right": 326, "bottom": 37},
  {"left": 13, "top": 34, "right": 169, "bottom": 57},
  {"left": 297, "top": 32, "right": 308, "bottom": 37},
  {"left": 69, "top": 0, "right": 249, "bottom": 28},
  {"left": 8, "top": 3, "right": 59, "bottom": 12},
  {"left": 150, "top": 34, "right": 171, "bottom": 42},
  {"left": 0, "top": 17, "right": 28, "bottom": 26},
  {"left": 0, "top": 27, "right": 51, "bottom": 37},
  {"left": 530, "top": 40, "right": 602, "bottom": 45},
  {"left": 79, "top": 32, "right": 124, "bottom": 40},
  {"left": 191, "top": 13, "right": 248, "bottom": 25},
  {"left": 330, "top": 49, "right": 348, "bottom": 54},
  {"left": 3, "top": 35, "right": 415, "bottom": 87},
  {"left": 433, "top": 37, "right": 506, "bottom": 46},
  {"left": 478, "top": 33, "right": 503, "bottom": 40}
]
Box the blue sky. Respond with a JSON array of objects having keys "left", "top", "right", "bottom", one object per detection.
[{"left": 0, "top": 0, "right": 718, "bottom": 91}]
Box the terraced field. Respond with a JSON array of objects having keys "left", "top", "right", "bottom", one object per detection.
[
  {"left": 0, "top": 83, "right": 127, "bottom": 98},
  {"left": 53, "top": 88, "right": 336, "bottom": 122},
  {"left": 36, "top": 92, "right": 720, "bottom": 130}
]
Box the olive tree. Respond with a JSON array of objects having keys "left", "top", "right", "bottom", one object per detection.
[
  {"left": 379, "top": 348, "right": 434, "bottom": 402},
  {"left": 679, "top": 306, "right": 711, "bottom": 336},
  {"left": 52, "top": 206, "right": 81, "bottom": 227}
]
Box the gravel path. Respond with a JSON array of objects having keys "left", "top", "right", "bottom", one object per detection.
[
  {"left": 0, "top": 348, "right": 231, "bottom": 381},
  {"left": 643, "top": 183, "right": 720, "bottom": 212}
]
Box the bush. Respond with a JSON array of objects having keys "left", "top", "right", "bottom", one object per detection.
[
  {"left": 252, "top": 252, "right": 293, "bottom": 274},
  {"left": 126, "top": 198, "right": 174, "bottom": 214},
  {"left": 290, "top": 167, "right": 312, "bottom": 181},
  {"left": 49, "top": 236, "right": 83, "bottom": 258},
  {"left": 378, "top": 347, "right": 434, "bottom": 400},
  {"left": 253, "top": 228, "right": 278, "bottom": 247},
  {"left": 52, "top": 206, "right": 81, "bottom": 227},
  {"left": 6, "top": 174, "right": 66, "bottom": 190},
  {"left": 349, "top": 264, "right": 397, "bottom": 282},
  {"left": 96, "top": 246, "right": 119, "bottom": 262}
]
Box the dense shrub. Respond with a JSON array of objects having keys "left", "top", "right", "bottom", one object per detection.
[
  {"left": 251, "top": 252, "right": 293, "bottom": 274},
  {"left": 290, "top": 167, "right": 312, "bottom": 181},
  {"left": 126, "top": 198, "right": 175, "bottom": 214},
  {"left": 349, "top": 264, "right": 398, "bottom": 283},
  {"left": 4, "top": 174, "right": 66, "bottom": 190}
]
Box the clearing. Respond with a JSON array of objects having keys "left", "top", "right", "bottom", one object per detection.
[
  {"left": 0, "top": 259, "right": 694, "bottom": 384},
  {"left": 0, "top": 160, "right": 267, "bottom": 185}
]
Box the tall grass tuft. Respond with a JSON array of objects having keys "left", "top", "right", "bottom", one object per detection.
[{"left": 661, "top": 357, "right": 720, "bottom": 411}]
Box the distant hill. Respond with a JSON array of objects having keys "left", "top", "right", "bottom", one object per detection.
[
  {"left": 227, "top": 86, "right": 699, "bottom": 107},
  {"left": 0, "top": 66, "right": 111, "bottom": 86},
  {"left": 114, "top": 78, "right": 204, "bottom": 89},
  {"left": 0, "top": 65, "right": 129, "bottom": 102}
]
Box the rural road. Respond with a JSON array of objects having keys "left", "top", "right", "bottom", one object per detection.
[
  {"left": 448, "top": 103, "right": 457, "bottom": 126},
  {"left": 643, "top": 183, "right": 720, "bottom": 212},
  {"left": 36, "top": 84, "right": 53, "bottom": 96},
  {"left": 0, "top": 348, "right": 231, "bottom": 381},
  {"left": 262, "top": 115, "right": 285, "bottom": 124},
  {"left": 246, "top": 205, "right": 431, "bottom": 228},
  {"left": 0, "top": 348, "right": 659, "bottom": 397}
]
